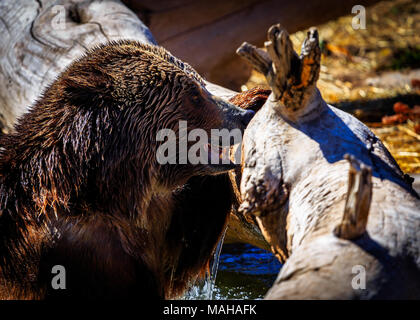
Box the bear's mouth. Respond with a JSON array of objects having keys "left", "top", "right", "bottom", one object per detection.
[{"left": 205, "top": 143, "right": 238, "bottom": 171}]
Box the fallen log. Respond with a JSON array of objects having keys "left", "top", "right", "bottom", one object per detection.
[
  {"left": 0, "top": 0, "right": 155, "bottom": 134},
  {"left": 238, "top": 24, "right": 420, "bottom": 299}
]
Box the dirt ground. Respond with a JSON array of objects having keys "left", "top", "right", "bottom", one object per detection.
[{"left": 243, "top": 0, "right": 420, "bottom": 174}]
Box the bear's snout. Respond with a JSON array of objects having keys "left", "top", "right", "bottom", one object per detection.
[{"left": 212, "top": 97, "right": 256, "bottom": 132}]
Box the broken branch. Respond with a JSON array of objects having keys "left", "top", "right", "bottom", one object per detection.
[{"left": 333, "top": 154, "right": 373, "bottom": 240}]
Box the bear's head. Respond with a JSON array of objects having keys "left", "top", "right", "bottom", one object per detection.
[{"left": 47, "top": 40, "right": 254, "bottom": 192}]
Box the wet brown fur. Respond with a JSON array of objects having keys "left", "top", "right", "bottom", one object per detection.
[{"left": 0, "top": 41, "right": 248, "bottom": 299}]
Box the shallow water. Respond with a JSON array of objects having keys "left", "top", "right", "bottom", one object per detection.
[
  {"left": 184, "top": 243, "right": 282, "bottom": 300},
  {"left": 183, "top": 229, "right": 226, "bottom": 300},
  {"left": 214, "top": 243, "right": 282, "bottom": 300}
]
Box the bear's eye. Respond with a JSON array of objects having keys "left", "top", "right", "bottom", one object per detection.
[{"left": 191, "top": 94, "right": 201, "bottom": 105}]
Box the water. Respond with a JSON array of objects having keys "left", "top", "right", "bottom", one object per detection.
[
  {"left": 208, "top": 230, "right": 225, "bottom": 299},
  {"left": 213, "top": 243, "right": 282, "bottom": 299},
  {"left": 183, "top": 229, "right": 226, "bottom": 300},
  {"left": 183, "top": 241, "right": 282, "bottom": 300}
]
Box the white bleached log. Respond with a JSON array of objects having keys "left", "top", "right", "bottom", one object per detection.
[
  {"left": 238, "top": 24, "right": 420, "bottom": 299},
  {"left": 0, "top": 0, "right": 155, "bottom": 133}
]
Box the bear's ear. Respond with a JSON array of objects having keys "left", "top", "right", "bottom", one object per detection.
[{"left": 62, "top": 66, "right": 114, "bottom": 107}]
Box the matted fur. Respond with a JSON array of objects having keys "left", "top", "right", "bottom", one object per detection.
[{"left": 0, "top": 41, "right": 253, "bottom": 299}]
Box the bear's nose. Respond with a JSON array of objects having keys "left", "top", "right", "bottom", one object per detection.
[{"left": 241, "top": 110, "right": 255, "bottom": 126}]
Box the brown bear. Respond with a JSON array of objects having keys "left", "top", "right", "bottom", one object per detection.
[{"left": 0, "top": 40, "right": 255, "bottom": 299}]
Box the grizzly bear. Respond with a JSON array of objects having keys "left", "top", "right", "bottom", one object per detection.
[{"left": 0, "top": 40, "right": 255, "bottom": 299}]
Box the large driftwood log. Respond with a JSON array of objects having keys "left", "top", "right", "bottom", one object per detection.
[
  {"left": 0, "top": 0, "right": 155, "bottom": 133},
  {"left": 238, "top": 25, "right": 420, "bottom": 299},
  {"left": 0, "top": 0, "right": 269, "bottom": 251}
]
